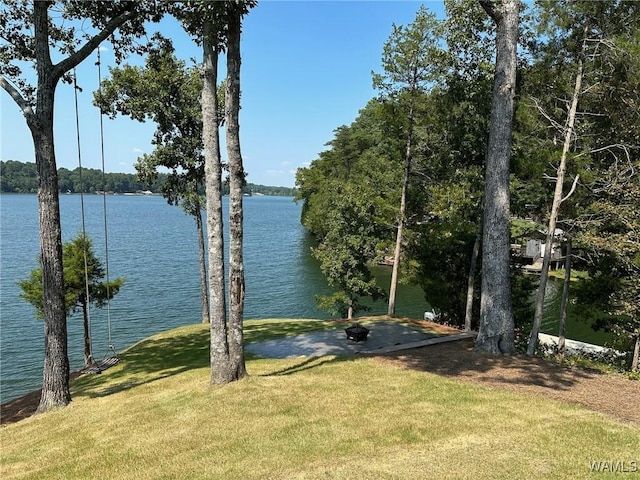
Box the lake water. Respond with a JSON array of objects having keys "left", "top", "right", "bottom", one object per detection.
[{"left": 0, "top": 194, "right": 430, "bottom": 402}]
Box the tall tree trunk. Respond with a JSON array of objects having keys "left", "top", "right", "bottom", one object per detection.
[
  {"left": 465, "top": 220, "right": 482, "bottom": 332},
  {"left": 31, "top": 3, "right": 71, "bottom": 412},
  {"left": 475, "top": 0, "right": 518, "bottom": 355},
  {"left": 557, "top": 238, "right": 572, "bottom": 356},
  {"left": 527, "top": 27, "right": 587, "bottom": 356},
  {"left": 632, "top": 335, "right": 640, "bottom": 372},
  {"left": 1, "top": 1, "right": 140, "bottom": 413},
  {"left": 225, "top": 7, "right": 248, "bottom": 380},
  {"left": 195, "top": 199, "right": 210, "bottom": 324},
  {"left": 202, "top": 20, "right": 231, "bottom": 384},
  {"left": 388, "top": 103, "right": 414, "bottom": 316}
]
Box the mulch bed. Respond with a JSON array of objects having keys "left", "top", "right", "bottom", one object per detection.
[
  {"left": 3, "top": 338, "right": 638, "bottom": 427},
  {"left": 374, "top": 338, "right": 640, "bottom": 426}
]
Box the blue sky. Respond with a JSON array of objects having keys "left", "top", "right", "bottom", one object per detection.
[{"left": 1, "top": 1, "right": 445, "bottom": 188}]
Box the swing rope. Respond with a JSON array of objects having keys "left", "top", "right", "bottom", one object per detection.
[
  {"left": 74, "top": 49, "right": 120, "bottom": 376},
  {"left": 73, "top": 68, "right": 95, "bottom": 366},
  {"left": 97, "top": 48, "right": 117, "bottom": 360}
]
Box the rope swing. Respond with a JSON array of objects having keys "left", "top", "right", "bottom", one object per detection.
[
  {"left": 96, "top": 47, "right": 118, "bottom": 364},
  {"left": 74, "top": 48, "right": 119, "bottom": 375},
  {"left": 73, "top": 67, "right": 95, "bottom": 368}
]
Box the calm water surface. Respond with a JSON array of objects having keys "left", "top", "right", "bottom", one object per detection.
[{"left": 0, "top": 194, "right": 429, "bottom": 402}]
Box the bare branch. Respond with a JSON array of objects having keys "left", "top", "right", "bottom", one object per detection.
[
  {"left": 0, "top": 75, "right": 34, "bottom": 120},
  {"left": 576, "top": 110, "right": 607, "bottom": 117},
  {"left": 560, "top": 174, "right": 580, "bottom": 204},
  {"left": 574, "top": 143, "right": 631, "bottom": 159},
  {"left": 580, "top": 82, "right": 601, "bottom": 95},
  {"left": 529, "top": 96, "right": 564, "bottom": 132}
]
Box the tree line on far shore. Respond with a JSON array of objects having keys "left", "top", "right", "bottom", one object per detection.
[{"left": 0, "top": 160, "right": 297, "bottom": 197}]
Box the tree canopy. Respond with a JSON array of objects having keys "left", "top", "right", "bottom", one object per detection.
[
  {"left": 1, "top": 0, "right": 166, "bottom": 412},
  {"left": 19, "top": 232, "right": 125, "bottom": 366},
  {"left": 295, "top": 0, "right": 640, "bottom": 369}
]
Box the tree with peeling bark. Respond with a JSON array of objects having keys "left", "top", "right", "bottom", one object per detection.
[
  {"left": 201, "top": 16, "right": 232, "bottom": 383},
  {"left": 372, "top": 6, "right": 442, "bottom": 317},
  {"left": 0, "top": 0, "right": 163, "bottom": 413},
  {"left": 173, "top": 2, "right": 231, "bottom": 383},
  {"left": 224, "top": 2, "right": 250, "bottom": 381},
  {"left": 474, "top": 0, "right": 519, "bottom": 355},
  {"left": 175, "top": 0, "right": 255, "bottom": 384}
]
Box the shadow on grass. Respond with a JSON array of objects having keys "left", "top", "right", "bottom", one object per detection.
[
  {"left": 1, "top": 319, "right": 446, "bottom": 424},
  {"left": 260, "top": 355, "right": 357, "bottom": 376},
  {"left": 73, "top": 317, "right": 449, "bottom": 400},
  {"left": 73, "top": 328, "right": 210, "bottom": 399},
  {"left": 72, "top": 320, "right": 344, "bottom": 399},
  {"left": 377, "top": 338, "right": 600, "bottom": 391},
  {"left": 243, "top": 319, "right": 337, "bottom": 344}
]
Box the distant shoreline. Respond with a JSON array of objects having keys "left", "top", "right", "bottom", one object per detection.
[{"left": 0, "top": 160, "right": 298, "bottom": 197}]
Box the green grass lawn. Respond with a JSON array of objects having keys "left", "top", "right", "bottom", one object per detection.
[{"left": 1, "top": 319, "right": 638, "bottom": 479}]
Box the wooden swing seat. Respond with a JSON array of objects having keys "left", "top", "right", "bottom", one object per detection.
[{"left": 82, "top": 356, "right": 120, "bottom": 375}]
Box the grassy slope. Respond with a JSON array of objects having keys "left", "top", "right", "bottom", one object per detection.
[{"left": 1, "top": 319, "right": 639, "bottom": 480}]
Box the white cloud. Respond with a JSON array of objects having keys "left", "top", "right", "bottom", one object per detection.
[{"left": 132, "top": 147, "right": 144, "bottom": 153}]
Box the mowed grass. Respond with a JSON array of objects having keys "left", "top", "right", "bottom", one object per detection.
[{"left": 1, "top": 319, "right": 639, "bottom": 480}]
